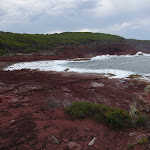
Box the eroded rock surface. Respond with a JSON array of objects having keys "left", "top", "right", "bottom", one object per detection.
[{"left": 0, "top": 68, "right": 149, "bottom": 150}]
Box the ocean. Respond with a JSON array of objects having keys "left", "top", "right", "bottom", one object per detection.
[{"left": 4, "top": 52, "right": 150, "bottom": 79}]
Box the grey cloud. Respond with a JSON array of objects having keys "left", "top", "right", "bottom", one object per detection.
[{"left": 0, "top": 0, "right": 150, "bottom": 39}]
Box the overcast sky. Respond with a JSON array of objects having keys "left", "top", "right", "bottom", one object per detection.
[{"left": 0, "top": 0, "right": 150, "bottom": 40}]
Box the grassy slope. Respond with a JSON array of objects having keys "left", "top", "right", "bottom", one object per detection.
[
  {"left": 0, "top": 31, "right": 150, "bottom": 56},
  {"left": 0, "top": 31, "right": 125, "bottom": 55}
]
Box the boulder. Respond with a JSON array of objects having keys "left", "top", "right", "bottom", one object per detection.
[{"left": 131, "top": 93, "right": 150, "bottom": 113}]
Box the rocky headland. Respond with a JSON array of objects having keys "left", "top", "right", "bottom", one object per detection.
[
  {"left": 0, "top": 32, "right": 150, "bottom": 150},
  {"left": 0, "top": 57, "right": 150, "bottom": 150}
]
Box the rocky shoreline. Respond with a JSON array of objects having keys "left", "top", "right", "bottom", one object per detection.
[{"left": 0, "top": 55, "right": 150, "bottom": 150}]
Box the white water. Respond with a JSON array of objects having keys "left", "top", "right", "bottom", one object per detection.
[{"left": 4, "top": 52, "right": 150, "bottom": 79}]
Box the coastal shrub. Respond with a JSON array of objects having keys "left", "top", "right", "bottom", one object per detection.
[
  {"left": 105, "top": 109, "right": 130, "bottom": 128},
  {"left": 137, "top": 138, "right": 148, "bottom": 144},
  {"left": 0, "top": 31, "right": 125, "bottom": 55},
  {"left": 135, "top": 114, "right": 148, "bottom": 127},
  {"left": 65, "top": 102, "right": 131, "bottom": 128},
  {"left": 127, "top": 143, "right": 134, "bottom": 149},
  {"left": 65, "top": 102, "right": 94, "bottom": 119},
  {"left": 0, "top": 49, "right": 5, "bottom": 56}
]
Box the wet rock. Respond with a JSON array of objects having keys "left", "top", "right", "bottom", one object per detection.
[
  {"left": 64, "top": 68, "right": 69, "bottom": 72},
  {"left": 127, "top": 74, "right": 143, "bottom": 79},
  {"left": 120, "top": 80, "right": 126, "bottom": 84},
  {"left": 64, "top": 142, "right": 81, "bottom": 150},
  {"left": 106, "top": 73, "right": 116, "bottom": 77},
  {"left": 72, "top": 58, "right": 90, "bottom": 61}
]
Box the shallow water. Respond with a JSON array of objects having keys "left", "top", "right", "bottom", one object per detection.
[
  {"left": 62, "top": 55, "right": 150, "bottom": 74},
  {"left": 4, "top": 52, "right": 150, "bottom": 79}
]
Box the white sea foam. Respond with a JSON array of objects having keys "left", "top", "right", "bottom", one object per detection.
[
  {"left": 91, "top": 54, "right": 118, "bottom": 60},
  {"left": 3, "top": 61, "right": 145, "bottom": 79},
  {"left": 135, "top": 51, "right": 150, "bottom": 56},
  {"left": 67, "top": 68, "right": 135, "bottom": 78},
  {"left": 3, "top": 51, "right": 150, "bottom": 80},
  {"left": 4, "top": 60, "right": 68, "bottom": 72},
  {"left": 91, "top": 51, "right": 150, "bottom": 60}
]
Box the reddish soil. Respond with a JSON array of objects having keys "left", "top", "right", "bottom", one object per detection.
[{"left": 0, "top": 53, "right": 150, "bottom": 150}]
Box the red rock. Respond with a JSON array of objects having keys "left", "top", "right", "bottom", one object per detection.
[
  {"left": 64, "top": 142, "right": 81, "bottom": 150},
  {"left": 0, "top": 56, "right": 149, "bottom": 150}
]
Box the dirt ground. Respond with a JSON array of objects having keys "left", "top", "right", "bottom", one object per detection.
[{"left": 0, "top": 58, "right": 150, "bottom": 150}]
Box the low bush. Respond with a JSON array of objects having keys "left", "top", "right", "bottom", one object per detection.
[
  {"left": 127, "top": 143, "right": 134, "bottom": 149},
  {"left": 135, "top": 114, "right": 148, "bottom": 127},
  {"left": 105, "top": 109, "right": 130, "bottom": 128},
  {"left": 65, "top": 102, "right": 131, "bottom": 128},
  {"left": 65, "top": 102, "right": 94, "bottom": 119},
  {"left": 137, "top": 138, "right": 148, "bottom": 144}
]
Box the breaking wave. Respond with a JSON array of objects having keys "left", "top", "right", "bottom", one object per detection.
[
  {"left": 4, "top": 52, "right": 150, "bottom": 80},
  {"left": 91, "top": 51, "right": 150, "bottom": 61}
]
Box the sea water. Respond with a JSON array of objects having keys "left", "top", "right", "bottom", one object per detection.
[{"left": 4, "top": 52, "right": 150, "bottom": 79}]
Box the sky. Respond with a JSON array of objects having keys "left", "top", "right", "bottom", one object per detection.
[{"left": 0, "top": 0, "right": 150, "bottom": 40}]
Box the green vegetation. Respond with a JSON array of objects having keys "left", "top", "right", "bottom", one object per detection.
[
  {"left": 65, "top": 102, "right": 130, "bottom": 128},
  {"left": 127, "top": 137, "right": 149, "bottom": 149},
  {"left": 66, "top": 102, "right": 149, "bottom": 128},
  {"left": 135, "top": 114, "right": 148, "bottom": 127},
  {"left": 129, "top": 102, "right": 148, "bottom": 127},
  {"left": 127, "top": 143, "right": 134, "bottom": 149},
  {"left": 137, "top": 138, "right": 148, "bottom": 144},
  {"left": 0, "top": 49, "right": 5, "bottom": 56},
  {"left": 0, "top": 31, "right": 125, "bottom": 55}
]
